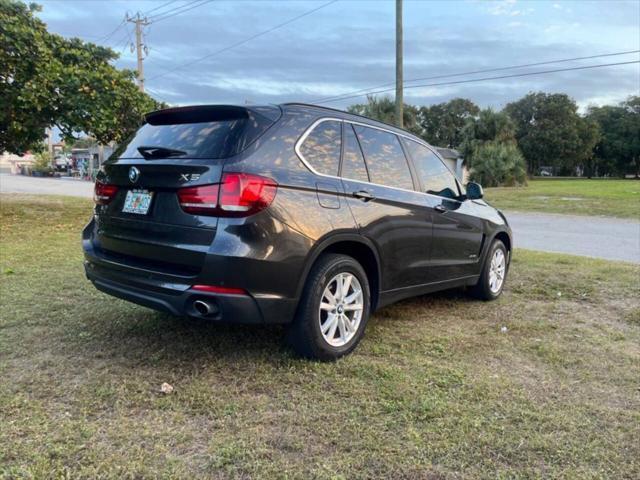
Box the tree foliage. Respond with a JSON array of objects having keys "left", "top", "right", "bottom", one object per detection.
[
  {"left": 418, "top": 98, "right": 479, "bottom": 148},
  {"left": 0, "top": 0, "right": 162, "bottom": 154},
  {"left": 587, "top": 96, "right": 640, "bottom": 177},
  {"left": 460, "top": 108, "right": 527, "bottom": 187},
  {"left": 32, "top": 150, "right": 52, "bottom": 173},
  {"left": 346, "top": 91, "right": 635, "bottom": 181},
  {"left": 467, "top": 142, "right": 527, "bottom": 187},
  {"left": 504, "top": 92, "right": 600, "bottom": 175},
  {"left": 347, "top": 96, "right": 422, "bottom": 137}
]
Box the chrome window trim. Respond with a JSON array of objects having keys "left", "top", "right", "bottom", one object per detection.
[{"left": 294, "top": 116, "right": 462, "bottom": 203}]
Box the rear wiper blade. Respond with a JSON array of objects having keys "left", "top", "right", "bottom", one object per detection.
[{"left": 137, "top": 145, "right": 187, "bottom": 159}]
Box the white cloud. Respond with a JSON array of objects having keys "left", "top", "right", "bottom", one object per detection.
[
  {"left": 577, "top": 93, "right": 628, "bottom": 113},
  {"left": 487, "top": 0, "right": 534, "bottom": 18}
]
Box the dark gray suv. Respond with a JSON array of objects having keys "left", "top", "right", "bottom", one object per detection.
[{"left": 83, "top": 103, "right": 512, "bottom": 360}]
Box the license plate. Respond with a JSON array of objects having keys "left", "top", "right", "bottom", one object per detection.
[{"left": 122, "top": 190, "right": 153, "bottom": 215}]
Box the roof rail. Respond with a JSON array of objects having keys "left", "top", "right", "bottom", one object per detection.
[{"left": 281, "top": 102, "right": 421, "bottom": 139}]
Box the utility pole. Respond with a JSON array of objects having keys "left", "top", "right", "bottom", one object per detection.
[
  {"left": 395, "top": 0, "right": 403, "bottom": 128},
  {"left": 126, "top": 13, "right": 149, "bottom": 92}
]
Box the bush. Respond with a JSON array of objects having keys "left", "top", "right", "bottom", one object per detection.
[
  {"left": 32, "top": 151, "right": 53, "bottom": 174},
  {"left": 469, "top": 142, "right": 527, "bottom": 187}
]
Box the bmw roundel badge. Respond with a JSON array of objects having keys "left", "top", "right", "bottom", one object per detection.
[{"left": 129, "top": 166, "right": 140, "bottom": 183}]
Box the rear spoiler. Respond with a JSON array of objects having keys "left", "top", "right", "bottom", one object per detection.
[{"left": 145, "top": 105, "right": 282, "bottom": 126}]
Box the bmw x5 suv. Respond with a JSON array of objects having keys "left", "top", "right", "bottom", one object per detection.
[{"left": 83, "top": 103, "right": 512, "bottom": 360}]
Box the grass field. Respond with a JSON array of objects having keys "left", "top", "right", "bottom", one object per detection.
[
  {"left": 484, "top": 178, "right": 640, "bottom": 218},
  {"left": 1, "top": 194, "right": 639, "bottom": 479}
]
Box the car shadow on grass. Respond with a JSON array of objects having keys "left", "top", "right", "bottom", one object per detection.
[{"left": 71, "top": 287, "right": 476, "bottom": 369}]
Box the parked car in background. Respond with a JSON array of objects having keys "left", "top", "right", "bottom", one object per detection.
[
  {"left": 83, "top": 104, "right": 512, "bottom": 360},
  {"left": 54, "top": 155, "right": 69, "bottom": 172}
]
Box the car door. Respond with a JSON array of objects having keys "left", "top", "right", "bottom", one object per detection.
[
  {"left": 401, "top": 138, "right": 484, "bottom": 280},
  {"left": 341, "top": 122, "right": 433, "bottom": 291}
]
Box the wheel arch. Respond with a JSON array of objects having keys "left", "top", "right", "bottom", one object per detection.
[
  {"left": 492, "top": 230, "right": 512, "bottom": 264},
  {"left": 494, "top": 230, "right": 511, "bottom": 251},
  {"left": 296, "top": 234, "right": 382, "bottom": 312}
]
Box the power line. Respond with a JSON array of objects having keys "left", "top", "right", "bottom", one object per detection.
[
  {"left": 148, "top": 0, "right": 201, "bottom": 20},
  {"left": 148, "top": 0, "right": 338, "bottom": 82},
  {"left": 117, "top": 23, "right": 135, "bottom": 55},
  {"left": 146, "top": 87, "right": 172, "bottom": 104},
  {"left": 149, "top": 0, "right": 214, "bottom": 23},
  {"left": 112, "top": 29, "right": 131, "bottom": 54},
  {"left": 315, "top": 60, "right": 640, "bottom": 104},
  {"left": 315, "top": 49, "right": 640, "bottom": 104},
  {"left": 96, "top": 17, "right": 126, "bottom": 43},
  {"left": 144, "top": 0, "right": 178, "bottom": 16}
]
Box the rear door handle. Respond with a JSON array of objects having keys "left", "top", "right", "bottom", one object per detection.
[
  {"left": 353, "top": 190, "right": 375, "bottom": 202},
  {"left": 434, "top": 204, "right": 447, "bottom": 213}
]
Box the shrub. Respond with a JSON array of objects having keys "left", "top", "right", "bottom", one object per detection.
[
  {"left": 32, "top": 151, "right": 53, "bottom": 174},
  {"left": 469, "top": 141, "right": 527, "bottom": 187}
]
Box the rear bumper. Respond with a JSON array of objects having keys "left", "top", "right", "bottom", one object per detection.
[
  {"left": 84, "top": 259, "right": 269, "bottom": 323},
  {"left": 83, "top": 233, "right": 297, "bottom": 324}
]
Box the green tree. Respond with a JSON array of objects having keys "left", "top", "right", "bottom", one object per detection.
[
  {"left": 623, "top": 96, "right": 640, "bottom": 177},
  {"left": 460, "top": 108, "right": 527, "bottom": 187},
  {"left": 0, "top": 0, "right": 162, "bottom": 154},
  {"left": 347, "top": 96, "right": 422, "bottom": 137},
  {"left": 587, "top": 96, "right": 640, "bottom": 177},
  {"left": 468, "top": 142, "right": 527, "bottom": 187},
  {"left": 418, "top": 98, "right": 479, "bottom": 148},
  {"left": 575, "top": 116, "right": 601, "bottom": 178},
  {"left": 504, "top": 92, "right": 596, "bottom": 175},
  {"left": 31, "top": 150, "right": 52, "bottom": 174}
]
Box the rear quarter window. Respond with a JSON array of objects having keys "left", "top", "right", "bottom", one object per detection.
[{"left": 297, "top": 120, "right": 342, "bottom": 176}]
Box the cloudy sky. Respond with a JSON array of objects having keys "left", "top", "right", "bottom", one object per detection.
[{"left": 38, "top": 0, "right": 639, "bottom": 110}]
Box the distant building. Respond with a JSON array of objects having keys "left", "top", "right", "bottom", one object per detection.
[
  {"left": 88, "top": 145, "right": 114, "bottom": 171},
  {"left": 0, "top": 152, "right": 35, "bottom": 174},
  {"left": 70, "top": 144, "right": 114, "bottom": 179},
  {"left": 435, "top": 147, "right": 468, "bottom": 183}
]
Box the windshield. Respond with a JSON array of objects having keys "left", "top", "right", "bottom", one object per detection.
[{"left": 112, "top": 106, "right": 281, "bottom": 160}]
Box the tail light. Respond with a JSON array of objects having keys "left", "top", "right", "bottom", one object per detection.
[
  {"left": 94, "top": 181, "right": 118, "bottom": 205},
  {"left": 177, "top": 184, "right": 219, "bottom": 215},
  {"left": 177, "top": 173, "right": 277, "bottom": 217}
]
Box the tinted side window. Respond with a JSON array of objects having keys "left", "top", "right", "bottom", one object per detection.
[
  {"left": 341, "top": 123, "right": 369, "bottom": 182},
  {"left": 353, "top": 125, "right": 414, "bottom": 190},
  {"left": 299, "top": 120, "right": 342, "bottom": 176},
  {"left": 404, "top": 140, "right": 459, "bottom": 198}
]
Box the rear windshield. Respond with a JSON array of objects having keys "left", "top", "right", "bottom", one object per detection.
[{"left": 113, "top": 105, "right": 281, "bottom": 160}]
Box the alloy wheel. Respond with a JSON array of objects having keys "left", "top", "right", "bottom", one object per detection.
[
  {"left": 318, "top": 272, "right": 364, "bottom": 347},
  {"left": 488, "top": 248, "right": 506, "bottom": 294}
]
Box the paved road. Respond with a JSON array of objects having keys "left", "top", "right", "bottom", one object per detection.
[
  {"left": 0, "top": 173, "right": 94, "bottom": 197},
  {"left": 506, "top": 211, "right": 639, "bottom": 263},
  {"left": 2, "top": 174, "right": 639, "bottom": 263}
]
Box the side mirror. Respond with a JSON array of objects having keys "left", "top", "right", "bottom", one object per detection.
[{"left": 466, "top": 182, "right": 483, "bottom": 200}]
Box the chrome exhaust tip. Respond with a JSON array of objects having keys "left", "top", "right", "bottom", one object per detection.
[{"left": 193, "top": 299, "right": 214, "bottom": 317}]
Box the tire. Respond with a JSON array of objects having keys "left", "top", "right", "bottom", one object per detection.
[
  {"left": 470, "top": 239, "right": 508, "bottom": 301},
  {"left": 287, "top": 253, "right": 371, "bottom": 361}
]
